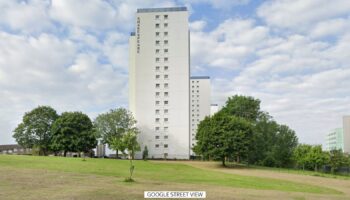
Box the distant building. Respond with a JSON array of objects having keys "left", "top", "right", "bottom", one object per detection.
[
  {"left": 325, "top": 128, "right": 344, "bottom": 151},
  {"left": 210, "top": 104, "right": 219, "bottom": 116},
  {"left": 190, "top": 76, "right": 211, "bottom": 156},
  {"left": 343, "top": 116, "right": 350, "bottom": 153},
  {"left": 96, "top": 144, "right": 106, "bottom": 158},
  {"left": 325, "top": 116, "right": 350, "bottom": 153},
  {"left": 0, "top": 144, "right": 31, "bottom": 155}
]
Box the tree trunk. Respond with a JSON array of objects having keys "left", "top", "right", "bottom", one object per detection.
[
  {"left": 314, "top": 164, "right": 318, "bottom": 172},
  {"left": 64, "top": 151, "right": 67, "bottom": 157},
  {"left": 222, "top": 158, "right": 226, "bottom": 167},
  {"left": 237, "top": 155, "right": 240, "bottom": 163},
  {"left": 116, "top": 150, "right": 118, "bottom": 159}
]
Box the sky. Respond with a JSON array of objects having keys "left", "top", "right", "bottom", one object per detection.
[{"left": 0, "top": 0, "right": 350, "bottom": 146}]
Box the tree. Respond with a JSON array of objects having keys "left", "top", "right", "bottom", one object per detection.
[
  {"left": 293, "top": 144, "right": 312, "bottom": 170},
  {"left": 13, "top": 106, "right": 59, "bottom": 155},
  {"left": 220, "top": 95, "right": 261, "bottom": 122},
  {"left": 94, "top": 108, "right": 136, "bottom": 158},
  {"left": 51, "top": 112, "right": 97, "bottom": 157},
  {"left": 329, "top": 149, "right": 346, "bottom": 174},
  {"left": 272, "top": 125, "right": 299, "bottom": 167},
  {"left": 308, "top": 145, "right": 328, "bottom": 171},
  {"left": 119, "top": 129, "right": 140, "bottom": 181},
  {"left": 142, "top": 146, "right": 149, "bottom": 160},
  {"left": 194, "top": 113, "right": 253, "bottom": 166}
]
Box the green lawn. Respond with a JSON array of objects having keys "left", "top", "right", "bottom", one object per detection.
[{"left": 0, "top": 155, "right": 341, "bottom": 195}]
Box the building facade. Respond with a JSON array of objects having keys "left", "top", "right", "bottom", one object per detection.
[
  {"left": 325, "top": 116, "right": 350, "bottom": 153},
  {"left": 190, "top": 76, "right": 211, "bottom": 156},
  {"left": 343, "top": 116, "right": 350, "bottom": 153},
  {"left": 325, "top": 128, "right": 344, "bottom": 151},
  {"left": 129, "top": 7, "right": 190, "bottom": 159},
  {"left": 210, "top": 104, "right": 219, "bottom": 116}
]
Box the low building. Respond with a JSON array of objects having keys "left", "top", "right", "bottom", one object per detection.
[
  {"left": 0, "top": 144, "right": 31, "bottom": 155},
  {"left": 325, "top": 116, "right": 350, "bottom": 153},
  {"left": 325, "top": 128, "right": 344, "bottom": 151},
  {"left": 210, "top": 104, "right": 219, "bottom": 116}
]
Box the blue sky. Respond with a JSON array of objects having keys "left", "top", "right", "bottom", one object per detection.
[{"left": 0, "top": 0, "right": 350, "bottom": 146}]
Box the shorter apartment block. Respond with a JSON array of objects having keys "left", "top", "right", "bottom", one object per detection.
[
  {"left": 190, "top": 76, "right": 211, "bottom": 156},
  {"left": 325, "top": 116, "right": 350, "bottom": 153}
]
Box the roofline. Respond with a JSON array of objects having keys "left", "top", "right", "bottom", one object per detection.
[
  {"left": 190, "top": 76, "right": 210, "bottom": 79},
  {"left": 130, "top": 32, "right": 135, "bottom": 36},
  {"left": 137, "top": 7, "right": 187, "bottom": 13},
  {"left": 211, "top": 104, "right": 218, "bottom": 106}
]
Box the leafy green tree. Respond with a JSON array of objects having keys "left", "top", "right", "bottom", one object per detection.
[
  {"left": 220, "top": 95, "right": 261, "bottom": 122},
  {"left": 247, "top": 112, "right": 298, "bottom": 167},
  {"left": 142, "top": 146, "right": 149, "bottom": 160},
  {"left": 329, "top": 149, "right": 346, "bottom": 174},
  {"left": 308, "top": 145, "right": 328, "bottom": 171},
  {"left": 272, "top": 125, "right": 299, "bottom": 167},
  {"left": 293, "top": 144, "right": 312, "bottom": 170},
  {"left": 13, "top": 106, "right": 59, "bottom": 155},
  {"left": 51, "top": 112, "right": 97, "bottom": 157},
  {"left": 194, "top": 113, "right": 253, "bottom": 166},
  {"left": 248, "top": 113, "right": 279, "bottom": 165},
  {"left": 94, "top": 108, "right": 136, "bottom": 158},
  {"left": 118, "top": 129, "right": 140, "bottom": 181}
]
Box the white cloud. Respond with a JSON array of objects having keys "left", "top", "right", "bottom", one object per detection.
[
  {"left": 183, "top": 0, "right": 249, "bottom": 9},
  {"left": 0, "top": 0, "right": 53, "bottom": 33},
  {"left": 258, "top": 0, "right": 350, "bottom": 31},
  {"left": 310, "top": 18, "right": 350, "bottom": 38},
  {"left": 191, "top": 19, "right": 269, "bottom": 69}
]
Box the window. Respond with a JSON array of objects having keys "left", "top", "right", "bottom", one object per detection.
[
  {"left": 164, "top": 32, "right": 168, "bottom": 36},
  {"left": 156, "top": 32, "right": 160, "bottom": 37},
  {"left": 164, "top": 153, "right": 168, "bottom": 157},
  {"left": 164, "top": 15, "right": 168, "bottom": 19},
  {"left": 164, "top": 144, "right": 168, "bottom": 148},
  {"left": 155, "top": 136, "right": 160, "bottom": 139},
  {"left": 156, "top": 75, "right": 160, "bottom": 79},
  {"left": 164, "top": 101, "right": 168, "bottom": 105},
  {"left": 164, "top": 92, "right": 168, "bottom": 97},
  {"left": 156, "top": 58, "right": 160, "bottom": 62},
  {"left": 164, "top": 83, "right": 168, "bottom": 88},
  {"left": 164, "top": 57, "right": 168, "bottom": 62},
  {"left": 164, "top": 23, "right": 168, "bottom": 28},
  {"left": 156, "top": 49, "right": 160, "bottom": 53},
  {"left": 164, "top": 74, "right": 168, "bottom": 79},
  {"left": 164, "top": 66, "right": 168, "bottom": 71},
  {"left": 164, "top": 40, "right": 168, "bottom": 45},
  {"left": 156, "top": 66, "right": 160, "bottom": 71},
  {"left": 164, "top": 109, "right": 168, "bottom": 114},
  {"left": 155, "top": 40, "right": 160, "bottom": 45},
  {"left": 155, "top": 109, "right": 160, "bottom": 114},
  {"left": 164, "top": 127, "right": 168, "bottom": 131},
  {"left": 155, "top": 118, "right": 160, "bottom": 123},
  {"left": 155, "top": 101, "right": 160, "bottom": 105},
  {"left": 155, "top": 23, "right": 160, "bottom": 28},
  {"left": 155, "top": 144, "right": 159, "bottom": 148},
  {"left": 155, "top": 127, "right": 160, "bottom": 131},
  {"left": 164, "top": 135, "right": 168, "bottom": 139},
  {"left": 156, "top": 84, "right": 160, "bottom": 88},
  {"left": 155, "top": 15, "right": 160, "bottom": 19},
  {"left": 164, "top": 49, "right": 168, "bottom": 53},
  {"left": 164, "top": 118, "right": 168, "bottom": 122}
]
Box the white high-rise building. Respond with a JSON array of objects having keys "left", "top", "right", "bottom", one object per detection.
[
  {"left": 129, "top": 7, "right": 190, "bottom": 159},
  {"left": 190, "top": 77, "right": 211, "bottom": 156},
  {"left": 343, "top": 116, "right": 350, "bottom": 153}
]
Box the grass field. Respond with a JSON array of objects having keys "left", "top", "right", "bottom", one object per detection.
[{"left": 0, "top": 155, "right": 349, "bottom": 200}]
